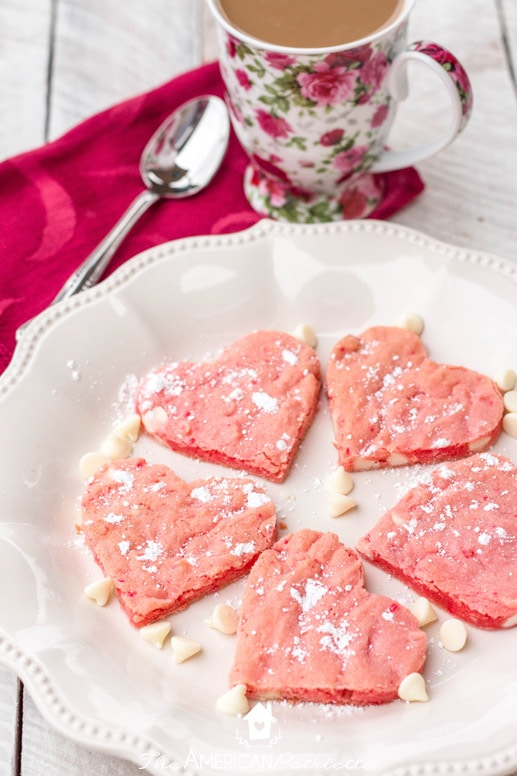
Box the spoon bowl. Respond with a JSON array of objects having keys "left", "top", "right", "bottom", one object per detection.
[
  {"left": 141, "top": 96, "right": 230, "bottom": 197},
  {"left": 17, "top": 95, "right": 230, "bottom": 339}
]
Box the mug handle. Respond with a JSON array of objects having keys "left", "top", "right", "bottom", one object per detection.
[{"left": 370, "top": 40, "right": 473, "bottom": 173}]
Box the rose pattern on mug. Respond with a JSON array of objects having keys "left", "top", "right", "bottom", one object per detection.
[
  {"left": 221, "top": 30, "right": 409, "bottom": 221},
  {"left": 211, "top": 0, "right": 473, "bottom": 223}
]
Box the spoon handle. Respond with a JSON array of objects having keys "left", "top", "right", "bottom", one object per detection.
[
  {"left": 52, "top": 188, "right": 160, "bottom": 304},
  {"left": 16, "top": 188, "right": 159, "bottom": 340}
]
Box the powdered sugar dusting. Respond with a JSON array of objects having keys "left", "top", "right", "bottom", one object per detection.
[
  {"left": 149, "top": 481, "right": 166, "bottom": 493},
  {"left": 247, "top": 491, "right": 271, "bottom": 508},
  {"left": 110, "top": 469, "right": 134, "bottom": 494},
  {"left": 222, "top": 368, "right": 258, "bottom": 385},
  {"left": 104, "top": 512, "right": 125, "bottom": 524},
  {"left": 361, "top": 452, "right": 516, "bottom": 627},
  {"left": 329, "top": 327, "right": 503, "bottom": 470},
  {"left": 282, "top": 349, "right": 299, "bottom": 366},
  {"left": 191, "top": 486, "right": 213, "bottom": 503},
  {"left": 431, "top": 438, "right": 451, "bottom": 449},
  {"left": 276, "top": 432, "right": 291, "bottom": 451},
  {"left": 318, "top": 619, "right": 356, "bottom": 662},
  {"left": 231, "top": 541, "right": 256, "bottom": 557},
  {"left": 290, "top": 579, "right": 328, "bottom": 613},
  {"left": 144, "top": 369, "right": 184, "bottom": 399},
  {"left": 136, "top": 540, "right": 163, "bottom": 562},
  {"left": 252, "top": 391, "right": 279, "bottom": 414}
]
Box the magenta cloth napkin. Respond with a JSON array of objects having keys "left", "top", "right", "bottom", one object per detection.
[{"left": 0, "top": 61, "right": 424, "bottom": 374}]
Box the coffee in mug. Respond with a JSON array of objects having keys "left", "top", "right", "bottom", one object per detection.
[
  {"left": 217, "top": 0, "right": 405, "bottom": 48},
  {"left": 207, "top": 0, "right": 473, "bottom": 222}
]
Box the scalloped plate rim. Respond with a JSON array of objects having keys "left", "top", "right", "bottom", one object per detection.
[{"left": 1, "top": 218, "right": 516, "bottom": 776}]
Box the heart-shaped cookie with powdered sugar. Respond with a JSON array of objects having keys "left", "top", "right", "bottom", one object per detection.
[
  {"left": 229, "top": 529, "right": 427, "bottom": 705},
  {"left": 81, "top": 457, "right": 276, "bottom": 626},
  {"left": 356, "top": 452, "right": 517, "bottom": 629},
  {"left": 135, "top": 330, "right": 321, "bottom": 482},
  {"left": 326, "top": 326, "right": 503, "bottom": 472}
]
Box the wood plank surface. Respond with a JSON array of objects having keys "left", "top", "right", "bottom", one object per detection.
[
  {"left": 0, "top": 0, "right": 516, "bottom": 774},
  {"left": 20, "top": 691, "right": 142, "bottom": 776},
  {"left": 500, "top": 0, "right": 517, "bottom": 76},
  {"left": 0, "top": 670, "right": 19, "bottom": 776},
  {"left": 0, "top": 0, "right": 53, "bottom": 158},
  {"left": 48, "top": 0, "right": 203, "bottom": 141},
  {"left": 392, "top": 0, "right": 517, "bottom": 261}
]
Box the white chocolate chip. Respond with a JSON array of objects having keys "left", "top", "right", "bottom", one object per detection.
[
  {"left": 354, "top": 458, "right": 379, "bottom": 471},
  {"left": 411, "top": 597, "right": 438, "bottom": 627},
  {"left": 503, "top": 612, "right": 517, "bottom": 628},
  {"left": 100, "top": 433, "right": 133, "bottom": 460},
  {"left": 113, "top": 413, "right": 141, "bottom": 442},
  {"left": 440, "top": 619, "right": 468, "bottom": 652},
  {"left": 324, "top": 466, "right": 354, "bottom": 496},
  {"left": 390, "top": 510, "right": 405, "bottom": 526},
  {"left": 143, "top": 407, "right": 168, "bottom": 433},
  {"left": 494, "top": 368, "right": 516, "bottom": 392},
  {"left": 209, "top": 604, "right": 239, "bottom": 634},
  {"left": 84, "top": 578, "right": 113, "bottom": 606},
  {"left": 170, "top": 636, "right": 202, "bottom": 663},
  {"left": 79, "top": 451, "right": 109, "bottom": 479},
  {"left": 387, "top": 452, "right": 409, "bottom": 467},
  {"left": 397, "top": 312, "right": 425, "bottom": 336},
  {"left": 503, "top": 390, "right": 517, "bottom": 414},
  {"left": 292, "top": 323, "right": 317, "bottom": 348},
  {"left": 216, "top": 683, "right": 250, "bottom": 715},
  {"left": 468, "top": 435, "right": 491, "bottom": 453},
  {"left": 139, "top": 621, "right": 171, "bottom": 649},
  {"left": 328, "top": 493, "right": 357, "bottom": 518},
  {"left": 502, "top": 412, "right": 517, "bottom": 439},
  {"left": 398, "top": 673, "right": 429, "bottom": 703}
]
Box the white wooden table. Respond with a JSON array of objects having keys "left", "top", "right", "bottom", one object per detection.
[{"left": 0, "top": 1, "right": 516, "bottom": 774}]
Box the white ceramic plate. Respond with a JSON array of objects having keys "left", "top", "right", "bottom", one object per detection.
[{"left": 1, "top": 219, "right": 516, "bottom": 776}]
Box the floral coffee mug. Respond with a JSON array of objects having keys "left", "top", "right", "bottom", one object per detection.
[{"left": 207, "top": 0, "right": 472, "bottom": 221}]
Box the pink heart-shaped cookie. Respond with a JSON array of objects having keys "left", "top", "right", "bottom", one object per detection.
[
  {"left": 135, "top": 330, "right": 321, "bottom": 482},
  {"left": 81, "top": 458, "right": 276, "bottom": 626},
  {"left": 229, "top": 529, "right": 427, "bottom": 705},
  {"left": 327, "top": 326, "right": 503, "bottom": 471},
  {"left": 357, "top": 452, "right": 517, "bottom": 629}
]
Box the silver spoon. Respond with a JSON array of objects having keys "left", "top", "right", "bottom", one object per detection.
[{"left": 17, "top": 95, "right": 230, "bottom": 339}]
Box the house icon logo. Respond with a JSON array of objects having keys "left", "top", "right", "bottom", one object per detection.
[
  {"left": 234, "top": 701, "right": 281, "bottom": 747},
  {"left": 244, "top": 702, "right": 276, "bottom": 741}
]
